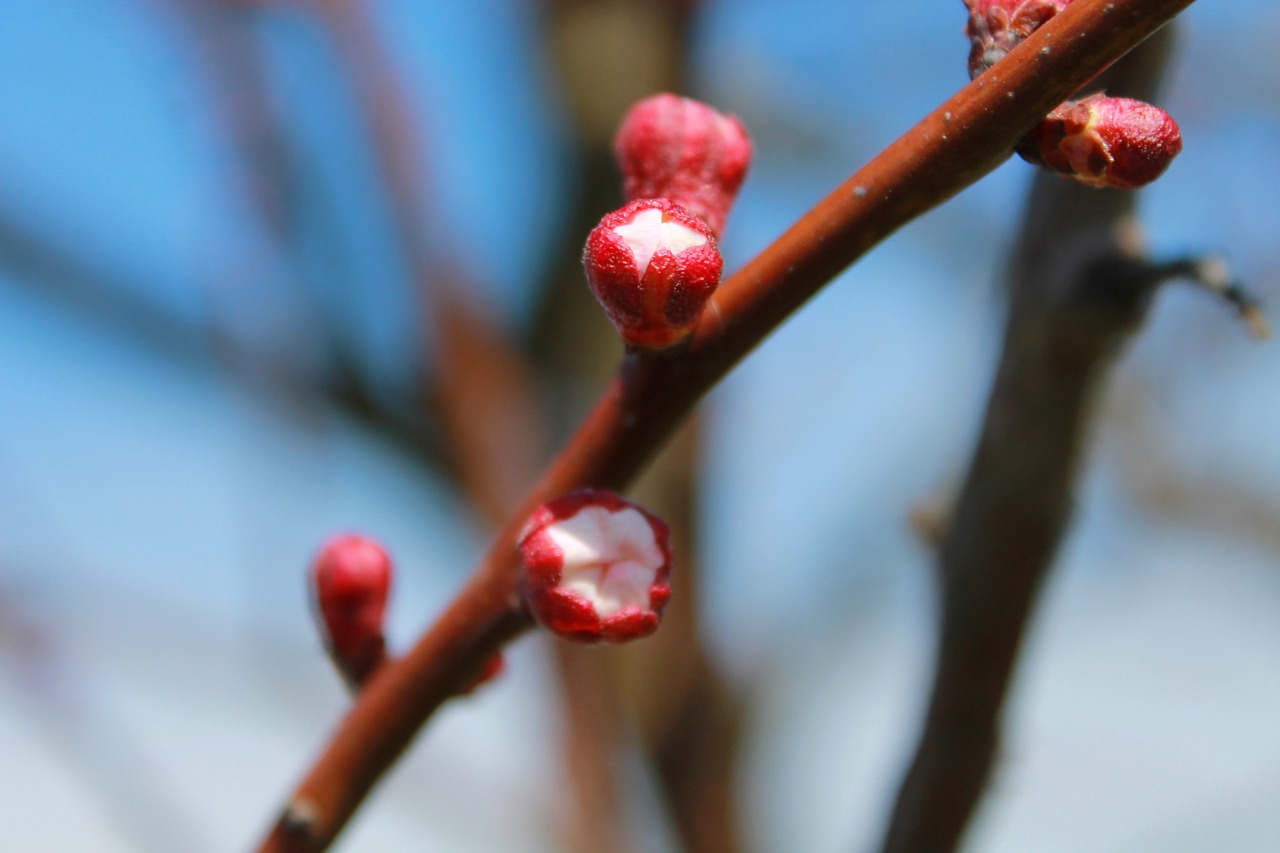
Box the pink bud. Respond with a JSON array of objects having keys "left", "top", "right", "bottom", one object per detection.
[
  {"left": 583, "top": 198, "right": 723, "bottom": 350},
  {"left": 311, "top": 534, "right": 393, "bottom": 685},
  {"left": 965, "top": 0, "right": 1071, "bottom": 78},
  {"left": 518, "top": 490, "right": 673, "bottom": 644},
  {"left": 1020, "top": 95, "right": 1183, "bottom": 189},
  {"left": 614, "top": 93, "right": 753, "bottom": 236}
]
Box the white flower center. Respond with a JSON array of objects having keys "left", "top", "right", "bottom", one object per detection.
[
  {"left": 545, "top": 506, "right": 663, "bottom": 617},
  {"left": 612, "top": 208, "right": 707, "bottom": 279}
]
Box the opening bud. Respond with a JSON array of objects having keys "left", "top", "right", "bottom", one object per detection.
[
  {"left": 614, "top": 93, "right": 753, "bottom": 236},
  {"left": 583, "top": 198, "right": 723, "bottom": 349},
  {"left": 1020, "top": 95, "right": 1183, "bottom": 190},
  {"left": 310, "top": 533, "right": 393, "bottom": 686},
  {"left": 965, "top": 0, "right": 1070, "bottom": 78},
  {"left": 518, "top": 490, "right": 672, "bottom": 644}
]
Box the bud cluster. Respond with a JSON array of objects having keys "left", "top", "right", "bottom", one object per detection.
[
  {"left": 962, "top": 0, "right": 1182, "bottom": 189},
  {"left": 582, "top": 93, "right": 753, "bottom": 350},
  {"left": 965, "top": 0, "right": 1070, "bottom": 79}
]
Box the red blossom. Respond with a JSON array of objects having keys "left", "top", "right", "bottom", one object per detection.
[
  {"left": 518, "top": 490, "right": 672, "bottom": 644},
  {"left": 583, "top": 197, "right": 723, "bottom": 349}
]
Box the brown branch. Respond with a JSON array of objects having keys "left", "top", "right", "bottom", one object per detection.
[
  {"left": 256, "top": 2, "right": 1199, "bottom": 849},
  {"left": 878, "top": 25, "right": 1184, "bottom": 853},
  {"left": 537, "top": 4, "right": 743, "bottom": 851}
]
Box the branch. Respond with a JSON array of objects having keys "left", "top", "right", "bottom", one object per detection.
[
  {"left": 878, "top": 24, "right": 1189, "bottom": 853},
  {"left": 256, "top": 2, "right": 1198, "bottom": 849}
]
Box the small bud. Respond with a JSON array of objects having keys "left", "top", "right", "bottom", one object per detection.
[
  {"left": 614, "top": 93, "right": 753, "bottom": 236},
  {"left": 518, "top": 490, "right": 672, "bottom": 644},
  {"left": 310, "top": 534, "right": 393, "bottom": 686},
  {"left": 583, "top": 198, "right": 723, "bottom": 349},
  {"left": 1020, "top": 95, "right": 1183, "bottom": 189},
  {"left": 965, "top": 0, "right": 1070, "bottom": 78}
]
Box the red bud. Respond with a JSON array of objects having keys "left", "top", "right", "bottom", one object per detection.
[
  {"left": 965, "top": 0, "right": 1071, "bottom": 78},
  {"left": 518, "top": 490, "right": 673, "bottom": 644},
  {"left": 614, "top": 93, "right": 753, "bottom": 237},
  {"left": 1020, "top": 95, "right": 1183, "bottom": 190},
  {"left": 311, "top": 534, "right": 392, "bottom": 686},
  {"left": 583, "top": 198, "right": 723, "bottom": 349}
]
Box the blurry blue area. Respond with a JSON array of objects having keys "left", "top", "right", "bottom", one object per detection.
[{"left": 1, "top": 1, "right": 1278, "bottom": 851}]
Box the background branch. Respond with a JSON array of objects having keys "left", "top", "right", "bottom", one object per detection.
[{"left": 878, "top": 25, "right": 1195, "bottom": 853}]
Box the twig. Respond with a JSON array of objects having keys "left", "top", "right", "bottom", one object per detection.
[
  {"left": 878, "top": 24, "right": 1189, "bottom": 853},
  {"left": 1145, "top": 255, "right": 1270, "bottom": 339},
  {"left": 537, "top": 3, "right": 745, "bottom": 850},
  {"left": 256, "top": 3, "right": 1199, "bottom": 849}
]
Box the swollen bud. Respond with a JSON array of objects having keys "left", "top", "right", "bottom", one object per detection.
[
  {"left": 583, "top": 197, "right": 723, "bottom": 349},
  {"left": 614, "top": 93, "right": 753, "bottom": 236},
  {"left": 1020, "top": 95, "right": 1183, "bottom": 190},
  {"left": 310, "top": 533, "right": 393, "bottom": 687},
  {"left": 518, "top": 490, "right": 673, "bottom": 644},
  {"left": 965, "top": 0, "right": 1071, "bottom": 78}
]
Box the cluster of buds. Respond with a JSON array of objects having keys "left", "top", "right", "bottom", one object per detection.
[
  {"left": 310, "top": 534, "right": 394, "bottom": 687},
  {"left": 583, "top": 94, "right": 752, "bottom": 350},
  {"left": 518, "top": 490, "right": 673, "bottom": 644},
  {"left": 965, "top": 0, "right": 1070, "bottom": 79},
  {"left": 963, "top": 0, "right": 1182, "bottom": 190},
  {"left": 1019, "top": 95, "right": 1183, "bottom": 190}
]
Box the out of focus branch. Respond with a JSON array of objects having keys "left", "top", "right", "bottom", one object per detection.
[
  {"left": 311, "top": 0, "right": 546, "bottom": 523},
  {"left": 256, "top": 3, "right": 1200, "bottom": 849},
  {"left": 0, "top": 204, "right": 448, "bottom": 474},
  {"left": 879, "top": 25, "right": 1193, "bottom": 853}
]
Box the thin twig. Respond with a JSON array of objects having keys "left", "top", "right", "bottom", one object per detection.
[{"left": 256, "top": 3, "right": 1199, "bottom": 849}]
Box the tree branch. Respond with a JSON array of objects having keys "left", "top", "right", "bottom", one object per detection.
[
  {"left": 878, "top": 23, "right": 1186, "bottom": 853},
  {"left": 256, "top": 2, "right": 1199, "bottom": 849}
]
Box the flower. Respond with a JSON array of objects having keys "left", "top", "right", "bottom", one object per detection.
[{"left": 518, "top": 490, "right": 672, "bottom": 643}]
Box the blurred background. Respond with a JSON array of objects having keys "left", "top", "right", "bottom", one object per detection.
[{"left": 2, "top": 1, "right": 1279, "bottom": 851}]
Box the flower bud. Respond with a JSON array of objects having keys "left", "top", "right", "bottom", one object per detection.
[
  {"left": 518, "top": 490, "right": 672, "bottom": 644},
  {"left": 583, "top": 198, "right": 723, "bottom": 349},
  {"left": 310, "top": 533, "right": 393, "bottom": 686},
  {"left": 614, "top": 93, "right": 753, "bottom": 236},
  {"left": 1020, "top": 95, "right": 1183, "bottom": 189},
  {"left": 965, "top": 0, "right": 1070, "bottom": 78}
]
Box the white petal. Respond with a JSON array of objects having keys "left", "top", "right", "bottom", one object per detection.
[{"left": 613, "top": 208, "right": 707, "bottom": 279}]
